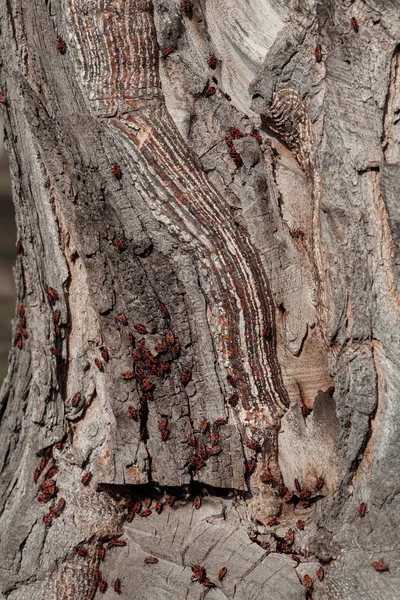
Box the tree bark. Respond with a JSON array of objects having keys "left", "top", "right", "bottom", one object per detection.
[{"left": 0, "top": 0, "right": 399, "bottom": 598}]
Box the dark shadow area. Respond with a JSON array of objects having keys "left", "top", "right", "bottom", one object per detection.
[{"left": 0, "top": 120, "right": 15, "bottom": 383}]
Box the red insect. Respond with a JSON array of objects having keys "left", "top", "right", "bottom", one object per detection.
[
  {"left": 126, "top": 509, "right": 135, "bottom": 522},
  {"left": 351, "top": 17, "right": 359, "bottom": 32},
  {"left": 205, "top": 86, "right": 216, "bottom": 96},
  {"left": 0, "top": 93, "right": 7, "bottom": 105},
  {"left": 300, "top": 489, "right": 311, "bottom": 499},
  {"left": 76, "top": 546, "right": 87, "bottom": 557},
  {"left": 198, "top": 443, "right": 207, "bottom": 460},
  {"left": 214, "top": 418, "right": 227, "bottom": 427},
  {"left": 33, "top": 468, "right": 41, "bottom": 483},
  {"left": 300, "top": 500, "right": 310, "bottom": 509},
  {"left": 188, "top": 433, "right": 197, "bottom": 448},
  {"left": 43, "top": 514, "right": 52, "bottom": 527},
  {"left": 14, "top": 333, "right": 23, "bottom": 349},
  {"left": 266, "top": 517, "right": 279, "bottom": 527},
  {"left": 227, "top": 393, "right": 238, "bottom": 407},
  {"left": 296, "top": 519, "right": 305, "bottom": 530},
  {"left": 94, "top": 571, "right": 103, "bottom": 582},
  {"left": 56, "top": 36, "right": 66, "bottom": 54},
  {"left": 114, "top": 237, "right": 125, "bottom": 251},
  {"left": 165, "top": 496, "right": 175, "bottom": 507},
  {"left": 49, "top": 506, "right": 60, "bottom": 518},
  {"left": 81, "top": 472, "right": 92, "bottom": 486},
  {"left": 210, "top": 431, "right": 219, "bottom": 446},
  {"left": 283, "top": 491, "right": 294, "bottom": 503},
  {"left": 19, "top": 315, "right": 26, "bottom": 329},
  {"left": 303, "top": 574, "right": 313, "bottom": 589},
  {"left": 128, "top": 406, "right": 138, "bottom": 420},
  {"left": 20, "top": 327, "right": 28, "bottom": 339},
  {"left": 17, "top": 303, "right": 25, "bottom": 317},
  {"left": 181, "top": 369, "right": 191, "bottom": 386},
  {"left": 16, "top": 239, "right": 22, "bottom": 253},
  {"left": 198, "top": 419, "right": 208, "bottom": 433},
  {"left": 171, "top": 341, "right": 181, "bottom": 357},
  {"left": 208, "top": 446, "right": 222, "bottom": 456},
  {"left": 141, "top": 379, "right": 153, "bottom": 391},
  {"left": 372, "top": 561, "right": 388, "bottom": 572},
  {"left": 52, "top": 310, "right": 61, "bottom": 324},
  {"left": 122, "top": 371, "right": 135, "bottom": 380},
  {"left": 157, "top": 418, "right": 169, "bottom": 431},
  {"left": 314, "top": 45, "right": 322, "bottom": 63},
  {"left": 245, "top": 439, "right": 260, "bottom": 452},
  {"left": 98, "top": 547, "right": 106, "bottom": 561},
  {"left": 263, "top": 325, "right": 271, "bottom": 338},
  {"left": 316, "top": 567, "right": 324, "bottom": 581},
  {"left": 181, "top": 0, "right": 191, "bottom": 14},
  {"left": 224, "top": 93, "right": 231, "bottom": 101},
  {"left": 203, "top": 579, "right": 215, "bottom": 588},
  {"left": 158, "top": 303, "right": 169, "bottom": 318},
  {"left": 71, "top": 392, "right": 81, "bottom": 407},
  {"left": 162, "top": 47, "right": 175, "bottom": 58},
  {"left": 140, "top": 509, "right": 152, "bottom": 517},
  {"left": 290, "top": 227, "right": 304, "bottom": 239},
  {"left": 315, "top": 475, "right": 324, "bottom": 491},
  {"left": 218, "top": 567, "right": 227, "bottom": 581},
  {"left": 144, "top": 556, "right": 158, "bottom": 564},
  {"left": 208, "top": 56, "right": 217, "bottom": 69},
  {"left": 285, "top": 529, "right": 295, "bottom": 546},
  {"left": 154, "top": 500, "right": 163, "bottom": 514},
  {"left": 106, "top": 538, "right": 127, "bottom": 549},
  {"left": 193, "top": 496, "right": 201, "bottom": 510},
  {"left": 134, "top": 324, "right": 148, "bottom": 335},
  {"left": 50, "top": 347, "right": 59, "bottom": 356},
  {"left": 94, "top": 358, "right": 104, "bottom": 372},
  {"left": 98, "top": 580, "right": 107, "bottom": 593},
  {"left": 191, "top": 565, "right": 206, "bottom": 583},
  {"left": 358, "top": 502, "right": 367, "bottom": 517},
  {"left": 40, "top": 478, "right": 56, "bottom": 491},
  {"left": 111, "top": 163, "right": 122, "bottom": 179},
  {"left": 114, "top": 579, "right": 121, "bottom": 594},
  {"left": 101, "top": 348, "right": 109, "bottom": 363},
  {"left": 117, "top": 313, "right": 128, "bottom": 325},
  {"left": 47, "top": 288, "right": 59, "bottom": 305},
  {"left": 191, "top": 454, "right": 206, "bottom": 470},
  {"left": 260, "top": 471, "right": 273, "bottom": 484},
  {"left": 245, "top": 459, "right": 256, "bottom": 475},
  {"left": 161, "top": 429, "right": 169, "bottom": 441},
  {"left": 133, "top": 501, "right": 142, "bottom": 513}
]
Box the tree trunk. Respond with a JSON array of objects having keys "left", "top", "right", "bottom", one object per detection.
[{"left": 1, "top": 0, "right": 399, "bottom": 598}]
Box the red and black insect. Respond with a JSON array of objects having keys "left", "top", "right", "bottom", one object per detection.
[
  {"left": 181, "top": 369, "right": 191, "bottom": 386},
  {"left": 19, "top": 315, "right": 26, "bottom": 329},
  {"left": 140, "top": 509, "right": 152, "bottom": 517},
  {"left": 101, "top": 348, "right": 109, "bottom": 363},
  {"left": 193, "top": 495, "right": 201, "bottom": 510},
  {"left": 133, "top": 501, "right": 142, "bottom": 514},
  {"left": 122, "top": 371, "right": 135, "bottom": 380},
  {"left": 56, "top": 497, "right": 65, "bottom": 513},
  {"left": 141, "top": 379, "right": 153, "bottom": 391},
  {"left": 245, "top": 439, "right": 260, "bottom": 452},
  {"left": 165, "top": 496, "right": 175, "bottom": 507},
  {"left": 315, "top": 475, "right": 324, "bottom": 491},
  {"left": 117, "top": 313, "right": 128, "bottom": 325},
  {"left": 56, "top": 36, "right": 66, "bottom": 54},
  {"left": 81, "top": 471, "right": 92, "bottom": 486},
  {"left": 165, "top": 330, "right": 175, "bottom": 346},
  {"left": 245, "top": 459, "right": 256, "bottom": 475},
  {"left": 260, "top": 471, "right": 273, "bottom": 484},
  {"left": 154, "top": 500, "right": 163, "bottom": 514},
  {"left": 227, "top": 393, "right": 238, "bottom": 407},
  {"left": 372, "top": 561, "right": 388, "bottom": 572},
  {"left": 296, "top": 519, "right": 305, "bottom": 530},
  {"left": 205, "top": 86, "right": 216, "bottom": 96},
  {"left": 114, "top": 237, "right": 125, "bottom": 251},
  {"left": 71, "top": 392, "right": 81, "bottom": 407},
  {"left": 300, "top": 500, "right": 310, "bottom": 509},
  {"left": 208, "top": 56, "right": 217, "bottom": 69},
  {"left": 198, "top": 419, "right": 209, "bottom": 433},
  {"left": 203, "top": 579, "right": 215, "bottom": 588},
  {"left": 214, "top": 418, "right": 227, "bottom": 427},
  {"left": 94, "top": 358, "right": 104, "bottom": 372},
  {"left": 0, "top": 93, "right": 7, "bottom": 105},
  {"left": 98, "top": 547, "right": 106, "bottom": 561},
  {"left": 128, "top": 406, "right": 138, "bottom": 420},
  {"left": 314, "top": 45, "right": 322, "bottom": 63},
  {"left": 218, "top": 567, "right": 227, "bottom": 581},
  {"left": 224, "top": 93, "right": 231, "bottom": 101},
  {"left": 351, "top": 17, "right": 359, "bottom": 32},
  {"left": 98, "top": 580, "right": 107, "bottom": 593},
  {"left": 198, "top": 443, "right": 207, "bottom": 460},
  {"left": 300, "top": 489, "right": 311, "bottom": 499},
  {"left": 158, "top": 418, "right": 169, "bottom": 432},
  {"left": 134, "top": 324, "right": 148, "bottom": 335},
  {"left": 14, "top": 333, "right": 23, "bottom": 349},
  {"left": 114, "top": 579, "right": 121, "bottom": 594},
  {"left": 290, "top": 227, "right": 305, "bottom": 239},
  {"left": 161, "top": 428, "right": 169, "bottom": 441},
  {"left": 181, "top": 1, "right": 191, "bottom": 15},
  {"left": 162, "top": 47, "right": 175, "bottom": 58},
  {"left": 43, "top": 514, "right": 52, "bottom": 527},
  {"left": 106, "top": 538, "right": 127, "bottom": 549},
  {"left": 358, "top": 502, "right": 367, "bottom": 517},
  {"left": 283, "top": 491, "right": 294, "bottom": 503},
  {"left": 16, "top": 239, "right": 22, "bottom": 253},
  {"left": 111, "top": 163, "right": 122, "bottom": 179},
  {"left": 144, "top": 556, "right": 158, "bottom": 564},
  {"left": 316, "top": 567, "right": 324, "bottom": 581},
  {"left": 191, "top": 565, "right": 206, "bottom": 583},
  {"left": 210, "top": 431, "right": 219, "bottom": 446},
  {"left": 76, "top": 546, "right": 87, "bottom": 557},
  {"left": 50, "top": 347, "right": 60, "bottom": 357},
  {"left": 208, "top": 446, "right": 222, "bottom": 456},
  {"left": 52, "top": 310, "right": 61, "bottom": 324},
  {"left": 303, "top": 574, "right": 313, "bottom": 589},
  {"left": 266, "top": 516, "right": 279, "bottom": 527},
  {"left": 47, "top": 288, "right": 59, "bottom": 305},
  {"left": 285, "top": 529, "right": 295, "bottom": 546},
  {"left": 17, "top": 303, "right": 25, "bottom": 317}
]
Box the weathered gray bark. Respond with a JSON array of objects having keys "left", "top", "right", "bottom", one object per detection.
[{"left": 0, "top": 0, "right": 399, "bottom": 598}]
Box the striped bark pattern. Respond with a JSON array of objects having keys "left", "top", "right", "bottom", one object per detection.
[{"left": 66, "top": 0, "right": 289, "bottom": 427}]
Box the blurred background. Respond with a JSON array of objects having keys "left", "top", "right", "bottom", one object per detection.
[{"left": 0, "top": 117, "right": 16, "bottom": 383}]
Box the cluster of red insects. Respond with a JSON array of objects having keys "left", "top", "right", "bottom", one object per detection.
[
  {"left": 14, "top": 303, "right": 28, "bottom": 350},
  {"left": 33, "top": 441, "right": 65, "bottom": 527},
  {"left": 224, "top": 126, "right": 263, "bottom": 168},
  {"left": 76, "top": 537, "right": 127, "bottom": 593},
  {"left": 191, "top": 564, "right": 227, "bottom": 588}
]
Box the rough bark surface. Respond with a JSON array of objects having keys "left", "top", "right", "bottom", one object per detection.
[{"left": 0, "top": 0, "right": 399, "bottom": 598}]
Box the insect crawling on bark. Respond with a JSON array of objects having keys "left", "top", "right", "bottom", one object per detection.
[
  {"left": 225, "top": 93, "right": 231, "bottom": 101},
  {"left": 122, "top": 371, "right": 135, "bottom": 380},
  {"left": 296, "top": 519, "right": 305, "bottom": 530},
  {"left": 351, "top": 17, "right": 359, "bottom": 32},
  {"left": 98, "top": 547, "right": 106, "bottom": 561},
  {"left": 210, "top": 431, "right": 219, "bottom": 446},
  {"left": 303, "top": 574, "right": 313, "bottom": 589},
  {"left": 260, "top": 471, "right": 273, "bottom": 484},
  {"left": 145, "top": 556, "right": 158, "bottom": 564},
  {"left": 198, "top": 419, "right": 208, "bottom": 433},
  {"left": 165, "top": 330, "right": 175, "bottom": 346},
  {"left": 111, "top": 163, "right": 122, "bottom": 179},
  {"left": 181, "top": 369, "right": 192, "bottom": 386},
  {"left": 56, "top": 36, "right": 66, "bottom": 54},
  {"left": 43, "top": 514, "right": 52, "bottom": 527},
  {"left": 315, "top": 475, "right": 324, "bottom": 490},
  {"left": 161, "top": 428, "right": 169, "bottom": 441},
  {"left": 285, "top": 529, "right": 295, "bottom": 546},
  {"left": 117, "top": 313, "right": 128, "bottom": 325},
  {"left": 214, "top": 418, "right": 227, "bottom": 427},
  {"left": 165, "top": 496, "right": 175, "bottom": 507},
  {"left": 155, "top": 500, "right": 163, "bottom": 514},
  {"left": 193, "top": 495, "right": 201, "bottom": 509},
  {"left": 245, "top": 438, "right": 260, "bottom": 452},
  {"left": 0, "top": 93, "right": 7, "bottom": 105},
  {"left": 134, "top": 324, "right": 148, "bottom": 335},
  {"left": 208, "top": 56, "right": 217, "bottom": 69},
  {"left": 191, "top": 565, "right": 206, "bottom": 583},
  {"left": 162, "top": 47, "right": 175, "bottom": 59},
  {"left": 47, "top": 288, "right": 59, "bottom": 305},
  {"left": 358, "top": 502, "right": 367, "bottom": 517},
  {"left": 14, "top": 332, "right": 23, "bottom": 349},
  {"left": 98, "top": 580, "right": 107, "bottom": 593},
  {"left": 316, "top": 567, "right": 324, "bottom": 581},
  {"left": 76, "top": 546, "right": 87, "bottom": 557},
  {"left": 114, "top": 237, "right": 125, "bottom": 251},
  {"left": 208, "top": 445, "right": 222, "bottom": 456},
  {"left": 81, "top": 471, "right": 92, "bottom": 486},
  {"left": 114, "top": 579, "right": 121, "bottom": 594},
  {"left": 314, "top": 45, "right": 322, "bottom": 63},
  {"left": 94, "top": 358, "right": 104, "bottom": 371},
  {"left": 218, "top": 567, "right": 227, "bottom": 581},
  {"left": 283, "top": 491, "right": 294, "bottom": 503},
  {"left": 128, "top": 406, "right": 138, "bottom": 420},
  {"left": 107, "top": 538, "right": 127, "bottom": 549},
  {"left": 205, "top": 86, "right": 216, "bottom": 96},
  {"left": 372, "top": 561, "right": 389, "bottom": 571},
  {"left": 140, "top": 509, "right": 152, "bottom": 517},
  {"left": 266, "top": 517, "right": 279, "bottom": 527},
  {"left": 101, "top": 348, "right": 109, "bottom": 363},
  {"left": 133, "top": 501, "right": 142, "bottom": 514}
]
